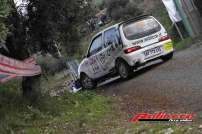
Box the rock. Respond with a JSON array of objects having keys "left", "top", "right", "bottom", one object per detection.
[
  {"left": 188, "top": 127, "right": 193, "bottom": 130},
  {"left": 124, "top": 129, "right": 129, "bottom": 134},
  {"left": 162, "top": 128, "right": 174, "bottom": 134},
  {"left": 199, "top": 125, "right": 202, "bottom": 129},
  {"left": 140, "top": 132, "right": 147, "bottom": 134}
]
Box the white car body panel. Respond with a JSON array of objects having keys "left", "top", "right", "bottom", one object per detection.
[{"left": 78, "top": 16, "right": 174, "bottom": 80}]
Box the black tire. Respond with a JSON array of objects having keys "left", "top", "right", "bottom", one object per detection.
[
  {"left": 162, "top": 52, "right": 173, "bottom": 62},
  {"left": 117, "top": 60, "right": 133, "bottom": 79},
  {"left": 80, "top": 74, "right": 97, "bottom": 90}
]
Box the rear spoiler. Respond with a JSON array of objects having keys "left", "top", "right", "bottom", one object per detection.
[{"left": 118, "top": 14, "right": 152, "bottom": 26}]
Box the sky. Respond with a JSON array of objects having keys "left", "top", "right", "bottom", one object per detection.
[
  {"left": 14, "top": 0, "right": 22, "bottom": 6},
  {"left": 14, "top": 0, "right": 28, "bottom": 15}
]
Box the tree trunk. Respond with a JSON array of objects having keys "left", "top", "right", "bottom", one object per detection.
[{"left": 4, "top": 1, "right": 43, "bottom": 102}]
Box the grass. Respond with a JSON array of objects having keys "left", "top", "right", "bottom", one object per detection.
[
  {"left": 0, "top": 80, "right": 111, "bottom": 134},
  {"left": 173, "top": 37, "right": 194, "bottom": 51}
]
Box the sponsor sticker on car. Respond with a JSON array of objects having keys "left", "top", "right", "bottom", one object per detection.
[{"left": 164, "top": 42, "right": 173, "bottom": 52}]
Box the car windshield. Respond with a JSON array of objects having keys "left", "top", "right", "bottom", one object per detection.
[{"left": 123, "top": 17, "right": 161, "bottom": 40}]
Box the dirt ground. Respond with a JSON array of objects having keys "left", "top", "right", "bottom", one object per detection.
[{"left": 97, "top": 42, "right": 202, "bottom": 123}]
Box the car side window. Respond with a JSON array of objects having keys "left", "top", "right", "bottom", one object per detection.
[
  {"left": 104, "top": 28, "right": 120, "bottom": 47},
  {"left": 88, "top": 34, "right": 103, "bottom": 56}
]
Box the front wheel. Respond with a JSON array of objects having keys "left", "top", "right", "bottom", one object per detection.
[
  {"left": 80, "top": 74, "right": 97, "bottom": 90},
  {"left": 161, "top": 52, "right": 173, "bottom": 62},
  {"left": 117, "top": 60, "right": 133, "bottom": 79}
]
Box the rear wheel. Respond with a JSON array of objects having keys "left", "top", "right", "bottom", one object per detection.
[
  {"left": 117, "top": 60, "right": 133, "bottom": 79},
  {"left": 80, "top": 74, "right": 97, "bottom": 90},
  {"left": 162, "top": 52, "right": 173, "bottom": 62}
]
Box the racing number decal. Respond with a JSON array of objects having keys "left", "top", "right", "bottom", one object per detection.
[
  {"left": 89, "top": 57, "right": 101, "bottom": 74},
  {"left": 98, "top": 45, "right": 114, "bottom": 71}
]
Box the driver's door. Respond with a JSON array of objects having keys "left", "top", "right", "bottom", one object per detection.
[
  {"left": 86, "top": 34, "right": 104, "bottom": 79},
  {"left": 97, "top": 28, "right": 122, "bottom": 73}
]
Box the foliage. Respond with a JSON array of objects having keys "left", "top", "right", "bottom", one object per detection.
[
  {"left": 0, "top": 0, "right": 96, "bottom": 98},
  {"left": 3, "top": 0, "right": 96, "bottom": 59},
  {"left": 4, "top": 1, "right": 29, "bottom": 59},
  {"left": 26, "top": 0, "right": 95, "bottom": 57},
  {"left": 173, "top": 37, "right": 194, "bottom": 50},
  {"left": 104, "top": 0, "right": 143, "bottom": 20},
  {"left": 38, "top": 56, "right": 67, "bottom": 75},
  {"left": 0, "top": 0, "right": 10, "bottom": 43}
]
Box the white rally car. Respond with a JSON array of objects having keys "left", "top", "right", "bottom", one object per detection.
[{"left": 79, "top": 15, "right": 174, "bottom": 89}]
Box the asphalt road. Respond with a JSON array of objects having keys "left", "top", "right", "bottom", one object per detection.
[{"left": 97, "top": 43, "right": 202, "bottom": 122}]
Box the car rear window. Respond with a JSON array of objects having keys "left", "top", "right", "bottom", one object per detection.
[{"left": 123, "top": 17, "right": 161, "bottom": 40}]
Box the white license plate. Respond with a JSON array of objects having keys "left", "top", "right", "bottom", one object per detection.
[{"left": 144, "top": 46, "right": 162, "bottom": 58}]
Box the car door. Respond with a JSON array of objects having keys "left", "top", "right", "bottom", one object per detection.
[
  {"left": 86, "top": 34, "right": 105, "bottom": 79},
  {"left": 97, "top": 28, "right": 122, "bottom": 73}
]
